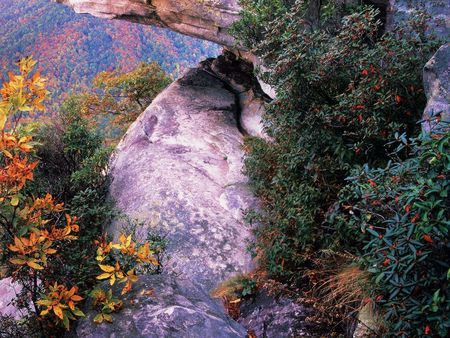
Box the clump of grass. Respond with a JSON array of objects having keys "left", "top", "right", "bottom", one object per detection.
[{"left": 211, "top": 273, "right": 257, "bottom": 319}]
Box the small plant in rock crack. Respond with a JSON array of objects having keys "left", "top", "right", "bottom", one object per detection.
[
  {"left": 241, "top": 278, "right": 257, "bottom": 297},
  {"left": 90, "top": 232, "right": 159, "bottom": 324},
  {"left": 94, "top": 233, "right": 159, "bottom": 294},
  {"left": 118, "top": 216, "right": 169, "bottom": 274},
  {"left": 89, "top": 287, "right": 123, "bottom": 324}
]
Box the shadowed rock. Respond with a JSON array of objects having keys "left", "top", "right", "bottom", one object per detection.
[
  {"left": 74, "top": 274, "right": 247, "bottom": 337},
  {"left": 423, "top": 43, "right": 450, "bottom": 134}
]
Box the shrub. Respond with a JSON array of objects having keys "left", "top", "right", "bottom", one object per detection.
[
  {"left": 239, "top": 1, "right": 439, "bottom": 278},
  {"left": 0, "top": 57, "right": 85, "bottom": 332},
  {"left": 234, "top": 0, "right": 443, "bottom": 334},
  {"left": 331, "top": 130, "right": 449, "bottom": 336}
]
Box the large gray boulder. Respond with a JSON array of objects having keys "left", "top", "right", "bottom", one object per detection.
[
  {"left": 54, "top": 0, "right": 240, "bottom": 46},
  {"left": 74, "top": 274, "right": 247, "bottom": 337},
  {"left": 108, "top": 58, "right": 258, "bottom": 292},
  {"left": 423, "top": 43, "right": 450, "bottom": 134},
  {"left": 75, "top": 57, "right": 261, "bottom": 337}
]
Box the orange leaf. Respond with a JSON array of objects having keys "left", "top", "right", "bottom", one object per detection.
[
  {"left": 53, "top": 305, "right": 64, "bottom": 320},
  {"left": 71, "top": 295, "right": 83, "bottom": 302}
]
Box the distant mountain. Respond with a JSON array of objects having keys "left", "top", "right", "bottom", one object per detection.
[{"left": 0, "top": 0, "right": 220, "bottom": 107}]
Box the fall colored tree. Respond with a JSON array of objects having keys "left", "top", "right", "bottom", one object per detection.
[
  {"left": 0, "top": 58, "right": 158, "bottom": 334},
  {"left": 0, "top": 57, "right": 84, "bottom": 331},
  {"left": 75, "top": 62, "right": 171, "bottom": 136}
]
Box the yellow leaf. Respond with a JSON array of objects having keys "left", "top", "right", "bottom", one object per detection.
[
  {"left": 53, "top": 305, "right": 64, "bottom": 320},
  {"left": 9, "top": 258, "right": 27, "bottom": 265},
  {"left": 37, "top": 299, "right": 52, "bottom": 306},
  {"left": 109, "top": 274, "right": 116, "bottom": 286},
  {"left": 40, "top": 309, "right": 49, "bottom": 316},
  {"left": 27, "top": 261, "right": 44, "bottom": 270},
  {"left": 10, "top": 195, "right": 19, "bottom": 207},
  {"left": 98, "top": 264, "right": 115, "bottom": 273},
  {"left": 2, "top": 150, "right": 13, "bottom": 159},
  {"left": 96, "top": 273, "right": 112, "bottom": 280},
  {"left": 0, "top": 113, "right": 6, "bottom": 131},
  {"left": 93, "top": 313, "right": 104, "bottom": 324}
]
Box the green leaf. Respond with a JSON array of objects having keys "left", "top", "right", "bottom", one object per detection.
[
  {"left": 375, "top": 272, "right": 385, "bottom": 284},
  {"left": 62, "top": 314, "right": 70, "bottom": 330},
  {"left": 93, "top": 313, "right": 104, "bottom": 324},
  {"left": 72, "top": 308, "right": 85, "bottom": 317}
]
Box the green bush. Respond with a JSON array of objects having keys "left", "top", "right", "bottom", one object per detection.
[
  {"left": 238, "top": 1, "right": 439, "bottom": 276},
  {"left": 234, "top": 0, "right": 444, "bottom": 335},
  {"left": 26, "top": 99, "right": 115, "bottom": 290},
  {"left": 331, "top": 131, "right": 449, "bottom": 336}
]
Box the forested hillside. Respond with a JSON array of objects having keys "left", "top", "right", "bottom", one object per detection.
[{"left": 0, "top": 0, "right": 220, "bottom": 109}]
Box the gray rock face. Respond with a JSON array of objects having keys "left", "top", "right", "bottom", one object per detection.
[
  {"left": 423, "top": 43, "right": 450, "bottom": 134},
  {"left": 0, "top": 278, "right": 27, "bottom": 319},
  {"left": 108, "top": 58, "right": 258, "bottom": 292},
  {"left": 74, "top": 274, "right": 247, "bottom": 337},
  {"left": 386, "top": 0, "right": 450, "bottom": 40},
  {"left": 54, "top": 0, "right": 240, "bottom": 46}
]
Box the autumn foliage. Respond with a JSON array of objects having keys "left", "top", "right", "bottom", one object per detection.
[{"left": 0, "top": 58, "right": 158, "bottom": 334}]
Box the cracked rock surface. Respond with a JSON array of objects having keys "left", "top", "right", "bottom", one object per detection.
[
  {"left": 74, "top": 55, "right": 263, "bottom": 336},
  {"left": 108, "top": 57, "right": 259, "bottom": 292},
  {"left": 74, "top": 274, "right": 247, "bottom": 337}
]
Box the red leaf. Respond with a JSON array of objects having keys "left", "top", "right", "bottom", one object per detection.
[{"left": 422, "top": 234, "right": 433, "bottom": 244}]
